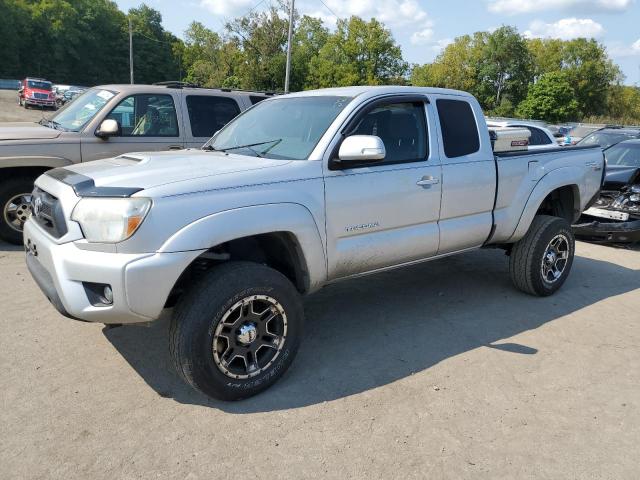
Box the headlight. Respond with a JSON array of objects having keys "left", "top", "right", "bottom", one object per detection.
[{"left": 71, "top": 197, "right": 151, "bottom": 243}]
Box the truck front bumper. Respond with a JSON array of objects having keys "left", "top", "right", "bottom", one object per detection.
[
  {"left": 573, "top": 218, "right": 640, "bottom": 243},
  {"left": 23, "top": 219, "right": 204, "bottom": 324},
  {"left": 24, "top": 98, "right": 56, "bottom": 107}
]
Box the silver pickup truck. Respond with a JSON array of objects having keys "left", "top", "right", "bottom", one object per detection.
[
  {"left": 0, "top": 83, "right": 271, "bottom": 244},
  {"left": 23, "top": 86, "right": 604, "bottom": 400}
]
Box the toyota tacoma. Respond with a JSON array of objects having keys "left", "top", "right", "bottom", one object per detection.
[{"left": 23, "top": 86, "right": 604, "bottom": 400}]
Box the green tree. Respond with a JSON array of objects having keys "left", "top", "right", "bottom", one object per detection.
[
  {"left": 411, "top": 34, "right": 483, "bottom": 95},
  {"left": 516, "top": 71, "right": 579, "bottom": 122},
  {"left": 225, "top": 4, "right": 290, "bottom": 91},
  {"left": 128, "top": 4, "right": 181, "bottom": 84},
  {"left": 603, "top": 85, "right": 640, "bottom": 124},
  {"left": 290, "top": 15, "right": 329, "bottom": 91},
  {"left": 307, "top": 16, "right": 407, "bottom": 88},
  {"left": 525, "top": 38, "right": 621, "bottom": 117},
  {"left": 476, "top": 26, "right": 533, "bottom": 111}
]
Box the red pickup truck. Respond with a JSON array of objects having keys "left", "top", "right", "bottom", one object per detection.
[{"left": 17, "top": 78, "right": 56, "bottom": 109}]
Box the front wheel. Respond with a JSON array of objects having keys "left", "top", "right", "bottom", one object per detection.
[
  {"left": 170, "top": 262, "right": 304, "bottom": 401},
  {"left": 0, "top": 177, "right": 35, "bottom": 244},
  {"left": 509, "top": 215, "right": 575, "bottom": 296}
]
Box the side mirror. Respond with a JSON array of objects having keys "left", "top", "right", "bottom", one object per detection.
[
  {"left": 96, "top": 119, "right": 120, "bottom": 138},
  {"left": 337, "top": 135, "right": 386, "bottom": 164}
]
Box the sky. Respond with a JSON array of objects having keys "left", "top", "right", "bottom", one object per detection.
[{"left": 115, "top": 0, "right": 640, "bottom": 85}]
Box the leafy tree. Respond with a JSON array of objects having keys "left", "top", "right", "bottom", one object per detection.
[
  {"left": 307, "top": 16, "right": 407, "bottom": 88},
  {"left": 560, "top": 39, "right": 621, "bottom": 117},
  {"left": 290, "top": 15, "right": 329, "bottom": 91},
  {"left": 476, "top": 26, "right": 533, "bottom": 111},
  {"left": 411, "top": 28, "right": 532, "bottom": 112},
  {"left": 411, "top": 34, "right": 483, "bottom": 95},
  {"left": 516, "top": 71, "right": 579, "bottom": 122},
  {"left": 604, "top": 85, "right": 640, "bottom": 124},
  {"left": 128, "top": 4, "right": 181, "bottom": 84},
  {"left": 525, "top": 38, "right": 621, "bottom": 117},
  {"left": 225, "top": 4, "right": 290, "bottom": 91}
]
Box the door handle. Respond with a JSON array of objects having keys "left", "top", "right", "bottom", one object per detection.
[
  {"left": 168, "top": 145, "right": 183, "bottom": 150},
  {"left": 416, "top": 176, "right": 440, "bottom": 187}
]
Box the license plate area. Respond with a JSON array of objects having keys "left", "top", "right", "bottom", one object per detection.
[{"left": 583, "top": 207, "right": 630, "bottom": 221}]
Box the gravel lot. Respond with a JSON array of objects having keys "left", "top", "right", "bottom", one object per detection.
[
  {"left": 1, "top": 90, "right": 639, "bottom": 479},
  {"left": 0, "top": 89, "right": 55, "bottom": 122}
]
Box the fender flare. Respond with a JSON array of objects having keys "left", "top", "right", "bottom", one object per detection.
[
  {"left": 0, "top": 156, "right": 73, "bottom": 169},
  {"left": 159, "top": 203, "right": 327, "bottom": 291},
  {"left": 508, "top": 166, "right": 582, "bottom": 242}
]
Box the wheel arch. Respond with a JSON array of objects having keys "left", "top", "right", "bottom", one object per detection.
[
  {"left": 509, "top": 167, "right": 583, "bottom": 242},
  {"left": 160, "top": 203, "right": 327, "bottom": 305},
  {"left": 0, "top": 156, "right": 73, "bottom": 170}
]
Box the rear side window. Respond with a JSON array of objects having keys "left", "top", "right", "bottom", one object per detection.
[
  {"left": 514, "top": 126, "right": 552, "bottom": 146},
  {"left": 250, "top": 95, "right": 268, "bottom": 104},
  {"left": 436, "top": 99, "right": 480, "bottom": 158},
  {"left": 186, "top": 95, "right": 241, "bottom": 138}
]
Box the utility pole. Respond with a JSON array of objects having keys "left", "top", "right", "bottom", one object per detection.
[
  {"left": 284, "top": 0, "right": 295, "bottom": 93},
  {"left": 129, "top": 17, "right": 134, "bottom": 84}
]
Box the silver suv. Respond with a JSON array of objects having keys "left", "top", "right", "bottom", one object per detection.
[{"left": 0, "top": 82, "right": 272, "bottom": 243}]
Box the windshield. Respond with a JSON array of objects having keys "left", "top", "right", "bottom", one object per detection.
[
  {"left": 27, "top": 80, "right": 52, "bottom": 90},
  {"left": 605, "top": 143, "right": 640, "bottom": 167},
  {"left": 569, "top": 126, "right": 599, "bottom": 138},
  {"left": 206, "top": 96, "right": 352, "bottom": 160},
  {"left": 578, "top": 131, "right": 637, "bottom": 149},
  {"left": 50, "top": 88, "right": 116, "bottom": 132}
]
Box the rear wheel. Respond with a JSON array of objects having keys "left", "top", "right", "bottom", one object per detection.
[
  {"left": 170, "top": 262, "right": 303, "bottom": 401},
  {"left": 0, "top": 177, "right": 35, "bottom": 244},
  {"left": 509, "top": 215, "right": 575, "bottom": 296}
]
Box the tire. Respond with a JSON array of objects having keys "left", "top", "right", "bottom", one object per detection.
[
  {"left": 170, "top": 261, "right": 304, "bottom": 401},
  {"left": 509, "top": 215, "right": 575, "bottom": 296},
  {"left": 0, "top": 177, "right": 35, "bottom": 245}
]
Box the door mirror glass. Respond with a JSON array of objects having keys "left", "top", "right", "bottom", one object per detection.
[
  {"left": 338, "top": 135, "right": 386, "bottom": 162},
  {"left": 96, "top": 119, "right": 120, "bottom": 138}
]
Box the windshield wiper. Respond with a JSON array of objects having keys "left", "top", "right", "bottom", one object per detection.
[
  {"left": 38, "top": 118, "right": 66, "bottom": 131},
  {"left": 205, "top": 139, "right": 282, "bottom": 157}
]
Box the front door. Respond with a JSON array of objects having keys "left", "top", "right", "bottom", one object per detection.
[
  {"left": 81, "top": 92, "right": 184, "bottom": 161},
  {"left": 324, "top": 98, "right": 442, "bottom": 280}
]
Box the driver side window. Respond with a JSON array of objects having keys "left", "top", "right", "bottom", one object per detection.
[
  {"left": 350, "top": 102, "right": 428, "bottom": 164},
  {"left": 106, "top": 94, "right": 179, "bottom": 137}
]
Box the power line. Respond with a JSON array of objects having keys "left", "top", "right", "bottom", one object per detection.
[{"left": 317, "top": 0, "right": 339, "bottom": 20}]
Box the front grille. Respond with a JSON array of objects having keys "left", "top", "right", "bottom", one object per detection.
[
  {"left": 31, "top": 187, "right": 68, "bottom": 238},
  {"left": 33, "top": 92, "right": 49, "bottom": 100}
]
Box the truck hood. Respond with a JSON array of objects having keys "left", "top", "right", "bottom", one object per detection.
[
  {"left": 62, "top": 149, "right": 293, "bottom": 192},
  {"left": 0, "top": 122, "right": 61, "bottom": 141},
  {"left": 603, "top": 165, "right": 640, "bottom": 190}
]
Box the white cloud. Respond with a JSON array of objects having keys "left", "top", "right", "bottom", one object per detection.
[
  {"left": 199, "top": 0, "right": 255, "bottom": 17},
  {"left": 312, "top": 0, "right": 430, "bottom": 28},
  {"left": 524, "top": 18, "right": 605, "bottom": 40},
  {"left": 488, "top": 0, "right": 632, "bottom": 15},
  {"left": 411, "top": 28, "right": 435, "bottom": 45},
  {"left": 431, "top": 38, "right": 453, "bottom": 54},
  {"left": 608, "top": 38, "right": 640, "bottom": 56}
]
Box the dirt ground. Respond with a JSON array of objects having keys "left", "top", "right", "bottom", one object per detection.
[
  {"left": 0, "top": 89, "right": 56, "bottom": 122},
  {"left": 1, "top": 89, "right": 640, "bottom": 479}
]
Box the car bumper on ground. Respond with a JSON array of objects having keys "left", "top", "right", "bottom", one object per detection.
[
  {"left": 573, "top": 217, "right": 640, "bottom": 243},
  {"left": 23, "top": 219, "right": 204, "bottom": 324}
]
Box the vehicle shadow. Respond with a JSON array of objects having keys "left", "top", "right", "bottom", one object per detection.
[
  {"left": 0, "top": 240, "right": 24, "bottom": 252},
  {"left": 103, "top": 248, "right": 639, "bottom": 412}
]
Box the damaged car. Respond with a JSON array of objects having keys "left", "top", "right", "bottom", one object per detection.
[{"left": 574, "top": 139, "right": 640, "bottom": 243}]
